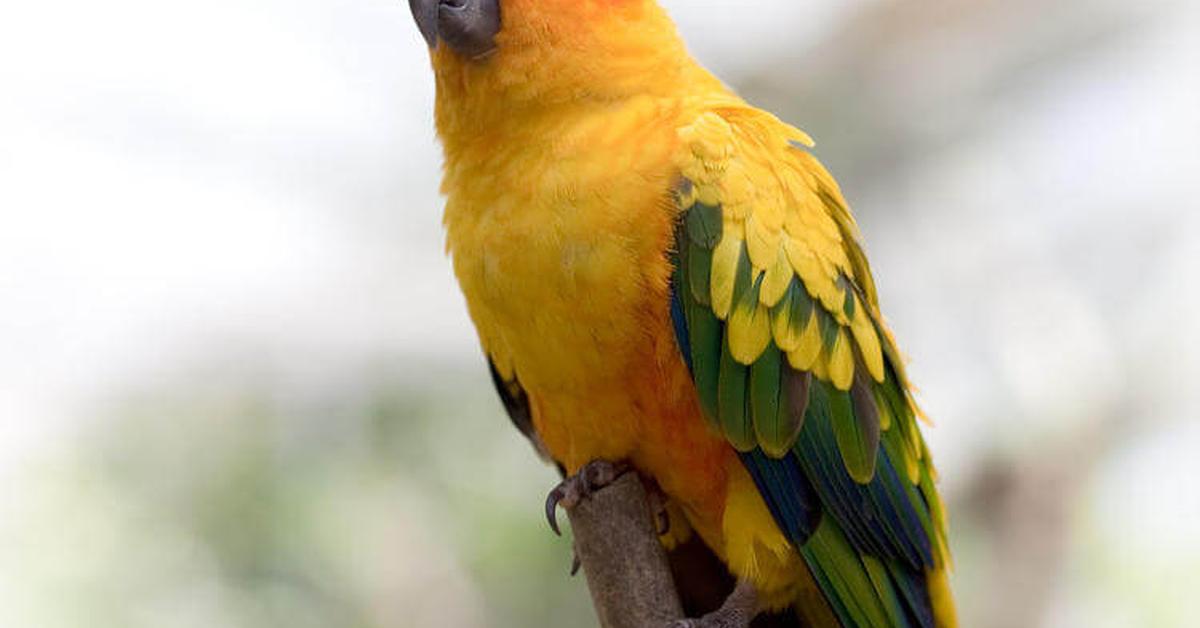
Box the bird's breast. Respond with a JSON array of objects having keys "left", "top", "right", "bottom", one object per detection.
[
  {"left": 441, "top": 109, "right": 685, "bottom": 468},
  {"left": 451, "top": 180, "right": 667, "bottom": 397}
]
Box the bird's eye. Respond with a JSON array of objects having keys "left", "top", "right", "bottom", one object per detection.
[{"left": 409, "top": 0, "right": 501, "bottom": 60}]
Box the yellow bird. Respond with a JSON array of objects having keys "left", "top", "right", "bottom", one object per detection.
[{"left": 410, "top": 0, "right": 955, "bottom": 625}]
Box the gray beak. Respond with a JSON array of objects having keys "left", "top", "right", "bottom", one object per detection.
[
  {"left": 409, "top": 0, "right": 439, "bottom": 48},
  {"left": 408, "top": 0, "right": 501, "bottom": 59}
]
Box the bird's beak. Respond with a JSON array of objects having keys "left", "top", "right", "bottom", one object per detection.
[
  {"left": 409, "top": 0, "right": 439, "bottom": 49},
  {"left": 409, "top": 0, "right": 501, "bottom": 59}
]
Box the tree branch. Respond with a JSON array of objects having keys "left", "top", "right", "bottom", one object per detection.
[{"left": 567, "top": 473, "right": 685, "bottom": 628}]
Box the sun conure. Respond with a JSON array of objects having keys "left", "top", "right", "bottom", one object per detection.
[{"left": 409, "top": 0, "right": 955, "bottom": 626}]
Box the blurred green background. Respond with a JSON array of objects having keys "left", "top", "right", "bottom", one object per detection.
[{"left": 1, "top": 1, "right": 1197, "bottom": 626}]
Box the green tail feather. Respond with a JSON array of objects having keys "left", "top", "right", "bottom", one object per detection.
[
  {"left": 863, "top": 555, "right": 913, "bottom": 628},
  {"left": 800, "top": 518, "right": 892, "bottom": 627}
]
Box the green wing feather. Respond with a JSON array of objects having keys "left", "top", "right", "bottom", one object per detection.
[
  {"left": 750, "top": 344, "right": 789, "bottom": 457},
  {"left": 671, "top": 112, "right": 953, "bottom": 626},
  {"left": 718, "top": 338, "right": 754, "bottom": 451}
]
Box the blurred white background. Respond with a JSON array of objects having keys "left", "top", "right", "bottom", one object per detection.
[{"left": 1, "top": 1, "right": 1197, "bottom": 626}]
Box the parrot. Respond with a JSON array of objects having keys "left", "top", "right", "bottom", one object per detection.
[{"left": 408, "top": 0, "right": 956, "bottom": 626}]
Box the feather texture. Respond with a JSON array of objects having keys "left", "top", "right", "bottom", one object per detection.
[
  {"left": 432, "top": 9, "right": 954, "bottom": 618},
  {"left": 671, "top": 102, "right": 951, "bottom": 624}
]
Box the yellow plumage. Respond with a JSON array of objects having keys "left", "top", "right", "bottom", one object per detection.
[
  {"left": 710, "top": 228, "right": 742, "bottom": 320},
  {"left": 728, "top": 297, "right": 772, "bottom": 365},
  {"left": 760, "top": 247, "right": 794, "bottom": 307},
  {"left": 789, "top": 312, "right": 825, "bottom": 372},
  {"left": 423, "top": 0, "right": 954, "bottom": 625}
]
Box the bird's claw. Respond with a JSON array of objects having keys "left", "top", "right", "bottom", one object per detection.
[
  {"left": 544, "top": 485, "right": 570, "bottom": 536},
  {"left": 665, "top": 580, "right": 759, "bottom": 628},
  {"left": 666, "top": 612, "right": 751, "bottom": 628},
  {"left": 645, "top": 482, "right": 672, "bottom": 536},
  {"left": 544, "top": 459, "right": 630, "bottom": 536},
  {"left": 570, "top": 551, "right": 582, "bottom": 577}
]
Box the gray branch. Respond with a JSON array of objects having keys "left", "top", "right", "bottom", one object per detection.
[{"left": 566, "top": 473, "right": 685, "bottom": 628}]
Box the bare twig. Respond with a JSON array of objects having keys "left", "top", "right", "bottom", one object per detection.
[{"left": 567, "top": 473, "right": 685, "bottom": 628}]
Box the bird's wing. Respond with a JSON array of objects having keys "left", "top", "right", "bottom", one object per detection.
[
  {"left": 670, "top": 106, "right": 952, "bottom": 627},
  {"left": 487, "top": 358, "right": 558, "bottom": 465}
]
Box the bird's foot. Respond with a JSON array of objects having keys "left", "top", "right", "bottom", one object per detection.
[
  {"left": 544, "top": 459, "right": 630, "bottom": 536},
  {"left": 645, "top": 481, "right": 672, "bottom": 536},
  {"left": 668, "top": 580, "right": 759, "bottom": 628}
]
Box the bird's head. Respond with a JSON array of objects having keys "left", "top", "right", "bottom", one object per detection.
[{"left": 408, "top": 0, "right": 691, "bottom": 108}]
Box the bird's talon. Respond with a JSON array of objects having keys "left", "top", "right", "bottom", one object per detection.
[
  {"left": 545, "top": 487, "right": 566, "bottom": 536},
  {"left": 669, "top": 580, "right": 758, "bottom": 628},
  {"left": 543, "top": 460, "right": 630, "bottom": 536},
  {"left": 643, "top": 480, "right": 672, "bottom": 536},
  {"left": 570, "top": 552, "right": 582, "bottom": 576}
]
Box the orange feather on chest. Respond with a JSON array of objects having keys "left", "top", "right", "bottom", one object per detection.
[{"left": 440, "top": 89, "right": 738, "bottom": 546}]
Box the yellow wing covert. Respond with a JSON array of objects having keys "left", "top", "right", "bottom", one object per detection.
[{"left": 669, "top": 106, "right": 953, "bottom": 628}]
